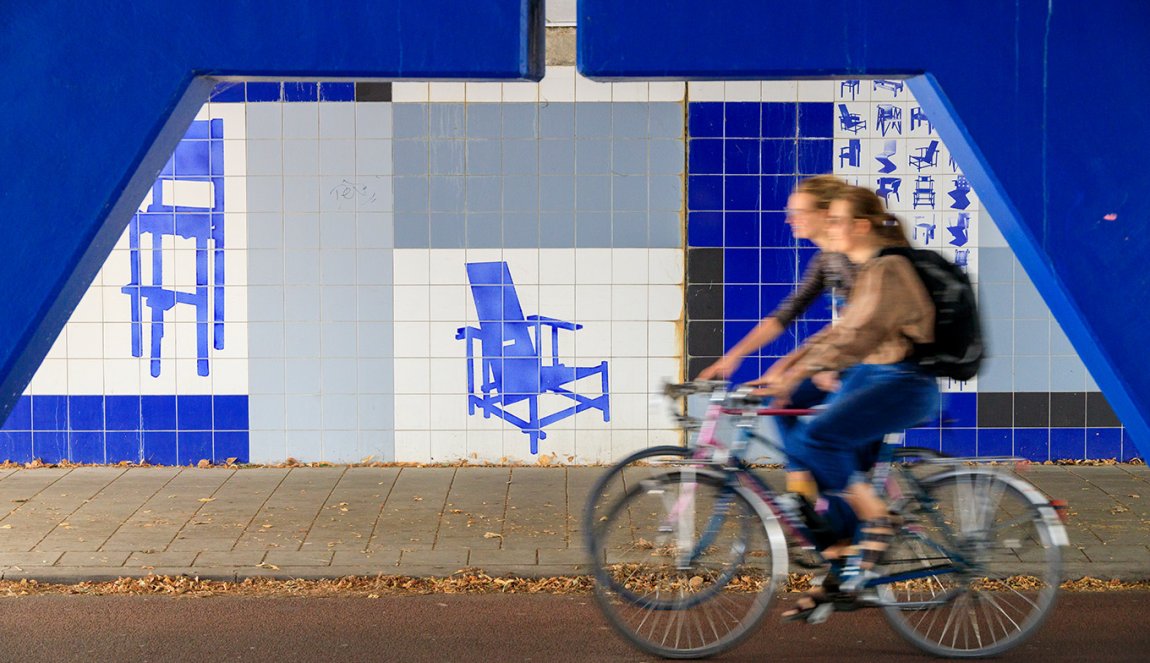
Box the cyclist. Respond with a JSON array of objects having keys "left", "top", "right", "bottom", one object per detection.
[{"left": 751, "top": 185, "right": 940, "bottom": 619}]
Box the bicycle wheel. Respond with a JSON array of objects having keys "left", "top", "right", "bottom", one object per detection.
[
  {"left": 591, "top": 469, "right": 787, "bottom": 659},
  {"left": 880, "top": 469, "right": 1064, "bottom": 658}
]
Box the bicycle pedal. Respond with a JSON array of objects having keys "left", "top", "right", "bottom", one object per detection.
[{"left": 806, "top": 602, "right": 835, "bottom": 625}]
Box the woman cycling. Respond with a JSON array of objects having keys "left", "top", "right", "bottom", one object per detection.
[{"left": 751, "top": 185, "right": 940, "bottom": 619}]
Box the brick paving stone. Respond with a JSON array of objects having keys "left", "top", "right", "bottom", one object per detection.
[
  {"left": 193, "top": 551, "right": 267, "bottom": 567},
  {"left": 233, "top": 467, "right": 346, "bottom": 552},
  {"left": 367, "top": 467, "right": 454, "bottom": 551},
  {"left": 503, "top": 468, "right": 568, "bottom": 550},
  {"left": 126, "top": 551, "right": 199, "bottom": 569},
  {"left": 262, "top": 550, "right": 334, "bottom": 567},
  {"left": 330, "top": 548, "right": 402, "bottom": 568},
  {"left": 100, "top": 469, "right": 234, "bottom": 552},
  {"left": 435, "top": 467, "right": 510, "bottom": 551},
  {"left": 0, "top": 551, "right": 63, "bottom": 567},
  {"left": 56, "top": 551, "right": 131, "bottom": 567},
  {"left": 303, "top": 467, "right": 400, "bottom": 552}
]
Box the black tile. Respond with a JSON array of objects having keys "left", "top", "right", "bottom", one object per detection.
[
  {"left": 687, "top": 321, "right": 724, "bottom": 357},
  {"left": 1013, "top": 392, "right": 1050, "bottom": 428},
  {"left": 1050, "top": 392, "right": 1086, "bottom": 427},
  {"left": 1087, "top": 392, "right": 1123, "bottom": 427},
  {"left": 977, "top": 392, "right": 1013, "bottom": 428},
  {"left": 355, "top": 82, "right": 392, "bottom": 102},
  {"left": 688, "top": 357, "right": 722, "bottom": 381},
  {"left": 687, "top": 248, "right": 725, "bottom": 284},
  {"left": 686, "top": 284, "right": 724, "bottom": 320}
]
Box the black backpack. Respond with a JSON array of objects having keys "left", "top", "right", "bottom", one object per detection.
[{"left": 878, "top": 246, "right": 984, "bottom": 381}]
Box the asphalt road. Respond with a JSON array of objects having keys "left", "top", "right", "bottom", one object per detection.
[{"left": 1, "top": 592, "right": 1148, "bottom": 662}]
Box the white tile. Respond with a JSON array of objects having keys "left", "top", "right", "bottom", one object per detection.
[
  {"left": 574, "top": 248, "right": 613, "bottom": 284},
  {"left": 45, "top": 328, "right": 68, "bottom": 359},
  {"left": 68, "top": 358, "right": 105, "bottom": 393},
  {"left": 513, "top": 283, "right": 540, "bottom": 316},
  {"left": 393, "top": 430, "right": 431, "bottom": 462},
  {"left": 761, "top": 80, "right": 798, "bottom": 102},
  {"left": 539, "top": 66, "right": 576, "bottom": 103},
  {"left": 501, "top": 429, "right": 538, "bottom": 461},
  {"left": 611, "top": 393, "right": 651, "bottom": 429},
  {"left": 428, "top": 249, "right": 468, "bottom": 284},
  {"left": 501, "top": 81, "right": 538, "bottom": 103},
  {"left": 504, "top": 249, "right": 540, "bottom": 284},
  {"left": 28, "top": 358, "right": 68, "bottom": 394},
  {"left": 393, "top": 321, "right": 431, "bottom": 357},
  {"left": 610, "top": 285, "right": 649, "bottom": 321},
  {"left": 393, "top": 357, "right": 431, "bottom": 394},
  {"left": 574, "top": 285, "right": 612, "bottom": 321},
  {"left": 648, "top": 285, "right": 683, "bottom": 321},
  {"left": 428, "top": 394, "right": 468, "bottom": 430},
  {"left": 611, "top": 321, "right": 648, "bottom": 357},
  {"left": 392, "top": 82, "right": 429, "bottom": 103},
  {"left": 611, "top": 249, "right": 649, "bottom": 284},
  {"left": 538, "top": 249, "right": 576, "bottom": 284},
  {"left": 429, "top": 357, "right": 462, "bottom": 394},
  {"left": 464, "top": 247, "right": 503, "bottom": 264},
  {"left": 538, "top": 285, "right": 576, "bottom": 321},
  {"left": 648, "top": 357, "right": 682, "bottom": 390},
  {"left": 464, "top": 82, "right": 503, "bottom": 103},
  {"left": 573, "top": 429, "right": 612, "bottom": 464},
  {"left": 572, "top": 320, "right": 611, "bottom": 358},
  {"left": 428, "top": 82, "right": 466, "bottom": 103},
  {"left": 103, "top": 358, "right": 142, "bottom": 395},
  {"left": 687, "top": 82, "right": 724, "bottom": 102},
  {"left": 648, "top": 249, "right": 684, "bottom": 284},
  {"left": 724, "top": 81, "right": 761, "bottom": 101},
  {"left": 797, "top": 79, "right": 835, "bottom": 102},
  {"left": 647, "top": 321, "right": 680, "bottom": 357},
  {"left": 429, "top": 430, "right": 468, "bottom": 462},
  {"left": 70, "top": 288, "right": 104, "bottom": 323},
  {"left": 393, "top": 394, "right": 431, "bottom": 430},
  {"left": 392, "top": 285, "right": 430, "bottom": 321},
  {"left": 138, "top": 357, "right": 177, "bottom": 394},
  {"left": 465, "top": 429, "right": 503, "bottom": 460},
  {"left": 392, "top": 248, "right": 431, "bottom": 285},
  {"left": 611, "top": 81, "right": 648, "bottom": 102},
  {"left": 66, "top": 322, "right": 104, "bottom": 359},
  {"left": 609, "top": 357, "right": 648, "bottom": 393},
  {"left": 429, "top": 321, "right": 466, "bottom": 358},
  {"left": 210, "top": 357, "right": 248, "bottom": 393},
  {"left": 540, "top": 429, "right": 578, "bottom": 463},
  {"left": 648, "top": 81, "right": 686, "bottom": 102},
  {"left": 429, "top": 285, "right": 466, "bottom": 322},
  {"left": 574, "top": 74, "right": 612, "bottom": 102}
]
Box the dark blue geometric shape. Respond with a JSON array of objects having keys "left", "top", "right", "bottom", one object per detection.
[
  {"left": 941, "top": 392, "right": 977, "bottom": 427},
  {"left": 1, "top": 397, "right": 31, "bottom": 431},
  {"left": 977, "top": 428, "right": 1013, "bottom": 456},
  {"left": 761, "top": 103, "right": 798, "bottom": 138},
  {"left": 688, "top": 212, "right": 724, "bottom": 247},
  {"left": 105, "top": 397, "right": 142, "bottom": 431},
  {"left": 941, "top": 428, "right": 977, "bottom": 457},
  {"left": 687, "top": 175, "right": 724, "bottom": 210},
  {"left": 32, "top": 396, "right": 68, "bottom": 431},
  {"left": 760, "top": 175, "right": 796, "bottom": 211},
  {"left": 760, "top": 140, "right": 798, "bottom": 174},
  {"left": 214, "top": 431, "right": 250, "bottom": 463},
  {"left": 724, "top": 103, "right": 761, "bottom": 137},
  {"left": 33, "top": 430, "right": 68, "bottom": 463},
  {"left": 283, "top": 82, "right": 320, "bottom": 101},
  {"left": 213, "top": 396, "right": 249, "bottom": 431},
  {"left": 724, "top": 284, "right": 760, "bottom": 320},
  {"left": 758, "top": 284, "right": 793, "bottom": 314},
  {"left": 68, "top": 396, "right": 104, "bottom": 432},
  {"left": 759, "top": 249, "right": 796, "bottom": 284},
  {"left": 177, "top": 395, "right": 214, "bottom": 431},
  {"left": 0, "top": 431, "right": 33, "bottom": 462},
  {"left": 319, "top": 82, "right": 356, "bottom": 101},
  {"left": 688, "top": 139, "right": 723, "bottom": 174},
  {"left": 141, "top": 395, "right": 177, "bottom": 431},
  {"left": 688, "top": 103, "right": 724, "bottom": 137},
  {"left": 177, "top": 431, "right": 214, "bottom": 465},
  {"left": 797, "top": 103, "right": 833, "bottom": 138},
  {"left": 69, "top": 431, "right": 106, "bottom": 464},
  {"left": 1086, "top": 427, "right": 1122, "bottom": 460},
  {"left": 724, "top": 139, "right": 761, "bottom": 174},
  {"left": 246, "top": 82, "right": 283, "bottom": 102},
  {"left": 723, "top": 212, "right": 759, "bottom": 247},
  {"left": 106, "top": 431, "right": 143, "bottom": 464},
  {"left": 724, "top": 176, "right": 759, "bottom": 211},
  {"left": 143, "top": 431, "right": 178, "bottom": 466},
  {"left": 760, "top": 212, "right": 793, "bottom": 247},
  {"left": 904, "top": 427, "right": 941, "bottom": 451},
  {"left": 1014, "top": 429, "right": 1050, "bottom": 462},
  {"left": 723, "top": 248, "right": 759, "bottom": 283},
  {"left": 1049, "top": 428, "right": 1086, "bottom": 460},
  {"left": 209, "top": 83, "right": 245, "bottom": 103},
  {"left": 797, "top": 140, "right": 832, "bottom": 175}
]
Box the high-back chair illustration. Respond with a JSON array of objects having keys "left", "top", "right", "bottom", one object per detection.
[
  {"left": 839, "top": 138, "right": 861, "bottom": 168},
  {"left": 913, "top": 175, "right": 937, "bottom": 209},
  {"left": 909, "top": 140, "right": 940, "bottom": 171},
  {"left": 456, "top": 261, "right": 609, "bottom": 454},
  {"left": 837, "top": 104, "right": 866, "bottom": 134}
]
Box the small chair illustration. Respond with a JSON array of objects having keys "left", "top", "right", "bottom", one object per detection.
[
  {"left": 873, "top": 79, "right": 905, "bottom": 97},
  {"left": 910, "top": 106, "right": 932, "bottom": 132},
  {"left": 456, "top": 261, "right": 610, "bottom": 454},
  {"left": 909, "top": 140, "right": 939, "bottom": 171},
  {"left": 839, "top": 139, "right": 861, "bottom": 168},
  {"left": 876, "top": 104, "right": 903, "bottom": 136},
  {"left": 914, "top": 217, "right": 936, "bottom": 243},
  {"left": 913, "top": 175, "right": 936, "bottom": 209},
  {"left": 947, "top": 212, "right": 971, "bottom": 246},
  {"left": 875, "top": 140, "right": 897, "bottom": 173},
  {"left": 840, "top": 79, "right": 860, "bottom": 100},
  {"left": 876, "top": 177, "right": 901, "bottom": 204},
  {"left": 837, "top": 104, "right": 867, "bottom": 134},
  {"left": 948, "top": 176, "right": 972, "bottom": 210}
]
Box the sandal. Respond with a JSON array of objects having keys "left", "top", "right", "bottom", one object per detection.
[
  {"left": 839, "top": 516, "right": 895, "bottom": 593},
  {"left": 781, "top": 587, "right": 832, "bottom": 622}
]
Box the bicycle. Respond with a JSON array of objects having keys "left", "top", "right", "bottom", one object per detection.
[{"left": 585, "top": 381, "right": 1069, "bottom": 659}]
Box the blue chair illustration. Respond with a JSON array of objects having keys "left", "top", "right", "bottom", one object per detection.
[
  {"left": 840, "top": 79, "right": 860, "bottom": 100},
  {"left": 913, "top": 175, "right": 936, "bottom": 209},
  {"left": 122, "top": 119, "right": 225, "bottom": 378},
  {"left": 875, "top": 140, "right": 897, "bottom": 173},
  {"left": 909, "top": 140, "right": 939, "bottom": 171},
  {"left": 837, "top": 104, "right": 867, "bottom": 134},
  {"left": 954, "top": 249, "right": 971, "bottom": 271},
  {"left": 839, "top": 139, "right": 861, "bottom": 168},
  {"left": 876, "top": 104, "right": 903, "bottom": 136},
  {"left": 873, "top": 79, "right": 905, "bottom": 97},
  {"left": 876, "top": 177, "right": 901, "bottom": 204},
  {"left": 910, "top": 106, "right": 932, "bottom": 132},
  {"left": 456, "top": 261, "right": 609, "bottom": 454},
  {"left": 914, "top": 216, "right": 936, "bottom": 243},
  {"left": 948, "top": 176, "right": 973, "bottom": 209},
  {"left": 947, "top": 212, "right": 971, "bottom": 246}
]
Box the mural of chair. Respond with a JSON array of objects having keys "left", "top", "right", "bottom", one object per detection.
[
  {"left": 948, "top": 175, "right": 972, "bottom": 209},
  {"left": 914, "top": 216, "right": 936, "bottom": 243},
  {"left": 876, "top": 177, "right": 901, "bottom": 204},
  {"left": 456, "top": 261, "right": 610, "bottom": 454},
  {"left": 873, "top": 79, "right": 905, "bottom": 96},
  {"left": 840, "top": 79, "right": 860, "bottom": 100},
  {"left": 837, "top": 104, "right": 866, "bottom": 134},
  {"left": 909, "top": 140, "right": 939, "bottom": 171},
  {"left": 913, "top": 175, "right": 936, "bottom": 209},
  {"left": 875, "top": 140, "right": 897, "bottom": 173},
  {"left": 910, "top": 106, "right": 932, "bottom": 132},
  {"left": 947, "top": 212, "right": 971, "bottom": 246},
  {"left": 839, "top": 139, "right": 861, "bottom": 168},
  {"left": 876, "top": 103, "right": 902, "bottom": 136}
]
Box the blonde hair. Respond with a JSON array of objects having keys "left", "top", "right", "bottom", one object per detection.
[
  {"left": 795, "top": 174, "right": 850, "bottom": 210},
  {"left": 832, "top": 185, "right": 911, "bottom": 247}
]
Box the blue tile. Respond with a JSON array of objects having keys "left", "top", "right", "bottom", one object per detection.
[
  {"left": 1050, "top": 428, "right": 1086, "bottom": 460},
  {"left": 143, "top": 431, "right": 178, "bottom": 466},
  {"left": 688, "top": 103, "right": 723, "bottom": 137},
  {"left": 575, "top": 103, "right": 612, "bottom": 138},
  {"left": 105, "top": 396, "right": 141, "bottom": 431},
  {"left": 724, "top": 284, "right": 760, "bottom": 320},
  {"left": 68, "top": 396, "right": 104, "bottom": 431},
  {"left": 724, "top": 139, "right": 760, "bottom": 174},
  {"left": 539, "top": 103, "right": 574, "bottom": 139},
  {"left": 283, "top": 82, "right": 319, "bottom": 102},
  {"left": 724, "top": 212, "right": 759, "bottom": 247},
  {"left": 32, "top": 395, "right": 67, "bottom": 430},
  {"left": 760, "top": 248, "right": 796, "bottom": 284},
  {"left": 760, "top": 140, "right": 797, "bottom": 174},
  {"left": 941, "top": 429, "right": 977, "bottom": 457},
  {"left": 1121, "top": 429, "right": 1142, "bottom": 462},
  {"left": 759, "top": 284, "right": 793, "bottom": 315},
  {"left": 977, "top": 428, "right": 1013, "bottom": 456},
  {"left": 941, "top": 392, "right": 977, "bottom": 428},
  {"left": 760, "top": 328, "right": 798, "bottom": 358},
  {"left": 761, "top": 103, "right": 798, "bottom": 138},
  {"left": 730, "top": 361, "right": 760, "bottom": 386},
  {"left": 2, "top": 397, "right": 31, "bottom": 430},
  {"left": 724, "top": 176, "right": 758, "bottom": 211},
  {"left": 1014, "top": 429, "right": 1050, "bottom": 462},
  {"left": 246, "top": 82, "right": 282, "bottom": 102},
  {"left": 1086, "top": 428, "right": 1122, "bottom": 460},
  {"left": 141, "top": 395, "right": 177, "bottom": 431},
  {"left": 650, "top": 103, "right": 684, "bottom": 139},
  {"left": 687, "top": 175, "right": 723, "bottom": 210},
  {"left": 178, "top": 431, "right": 214, "bottom": 465},
  {"left": 214, "top": 396, "right": 249, "bottom": 431},
  {"left": 688, "top": 211, "right": 723, "bottom": 247},
  {"left": 210, "top": 82, "right": 245, "bottom": 102},
  {"left": 106, "top": 431, "right": 142, "bottom": 464},
  {"left": 502, "top": 104, "right": 538, "bottom": 139},
  {"left": 723, "top": 248, "right": 759, "bottom": 283},
  {"left": 801, "top": 294, "right": 833, "bottom": 321},
  {"left": 0, "top": 431, "right": 32, "bottom": 462},
  {"left": 214, "top": 432, "right": 250, "bottom": 463},
  {"left": 69, "top": 431, "right": 105, "bottom": 464},
  {"left": 612, "top": 103, "right": 648, "bottom": 137},
  {"left": 904, "top": 427, "right": 941, "bottom": 451},
  {"left": 724, "top": 103, "right": 760, "bottom": 137},
  {"left": 760, "top": 175, "right": 796, "bottom": 211},
  {"left": 32, "top": 430, "right": 67, "bottom": 463},
  {"left": 796, "top": 247, "right": 818, "bottom": 274},
  {"left": 760, "top": 212, "right": 793, "bottom": 247},
  {"left": 798, "top": 103, "right": 834, "bottom": 138},
  {"left": 319, "top": 82, "right": 355, "bottom": 102},
  {"left": 797, "top": 140, "right": 833, "bottom": 174}
]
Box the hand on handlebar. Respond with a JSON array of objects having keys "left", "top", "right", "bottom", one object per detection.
[{"left": 696, "top": 355, "right": 742, "bottom": 381}]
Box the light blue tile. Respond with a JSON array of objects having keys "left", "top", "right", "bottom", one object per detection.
[
  {"left": 246, "top": 104, "right": 283, "bottom": 140},
  {"left": 540, "top": 176, "right": 576, "bottom": 212},
  {"left": 249, "top": 430, "right": 286, "bottom": 462},
  {"left": 977, "top": 248, "right": 1015, "bottom": 283},
  {"left": 466, "top": 212, "right": 501, "bottom": 247},
  {"left": 321, "top": 322, "right": 358, "bottom": 357},
  {"left": 980, "top": 214, "right": 1008, "bottom": 247},
  {"left": 319, "top": 212, "right": 356, "bottom": 249},
  {"left": 466, "top": 140, "right": 502, "bottom": 175},
  {"left": 392, "top": 103, "right": 428, "bottom": 139},
  {"left": 1051, "top": 356, "right": 1088, "bottom": 391},
  {"left": 284, "top": 286, "right": 321, "bottom": 321},
  {"left": 322, "top": 359, "right": 359, "bottom": 395},
  {"left": 503, "top": 213, "right": 539, "bottom": 248},
  {"left": 283, "top": 177, "right": 319, "bottom": 213},
  {"left": 1085, "top": 366, "right": 1100, "bottom": 392},
  {"left": 985, "top": 317, "right": 1013, "bottom": 358},
  {"left": 612, "top": 211, "right": 649, "bottom": 248},
  {"left": 320, "top": 250, "right": 357, "bottom": 285},
  {"left": 649, "top": 103, "right": 684, "bottom": 138},
  {"left": 503, "top": 175, "right": 539, "bottom": 211},
  {"left": 392, "top": 140, "right": 429, "bottom": 176},
  {"left": 318, "top": 103, "right": 357, "bottom": 139},
  {"left": 323, "top": 430, "right": 359, "bottom": 457},
  {"left": 430, "top": 140, "right": 465, "bottom": 175},
  {"left": 501, "top": 103, "right": 537, "bottom": 139},
  {"left": 247, "top": 292, "right": 285, "bottom": 326},
  {"left": 612, "top": 139, "right": 646, "bottom": 175},
  {"left": 576, "top": 139, "right": 611, "bottom": 174},
  {"left": 248, "top": 249, "right": 285, "bottom": 287},
  {"left": 355, "top": 103, "right": 393, "bottom": 139},
  {"left": 249, "top": 359, "right": 285, "bottom": 395},
  {"left": 650, "top": 175, "right": 683, "bottom": 211},
  {"left": 356, "top": 176, "right": 393, "bottom": 212},
  {"left": 614, "top": 103, "right": 650, "bottom": 138},
  {"left": 247, "top": 140, "right": 283, "bottom": 176},
  {"left": 576, "top": 176, "right": 611, "bottom": 210},
  {"left": 356, "top": 248, "right": 393, "bottom": 284},
  {"left": 540, "top": 102, "right": 575, "bottom": 139},
  {"left": 429, "top": 104, "right": 465, "bottom": 139},
  {"left": 466, "top": 176, "right": 502, "bottom": 212},
  {"left": 319, "top": 140, "right": 356, "bottom": 175},
  {"left": 393, "top": 177, "right": 428, "bottom": 212},
  {"left": 248, "top": 213, "right": 284, "bottom": 250},
  {"left": 357, "top": 212, "right": 394, "bottom": 249},
  {"left": 359, "top": 395, "right": 393, "bottom": 428},
  {"left": 282, "top": 104, "right": 319, "bottom": 139},
  {"left": 430, "top": 213, "right": 466, "bottom": 248},
  {"left": 285, "top": 358, "right": 322, "bottom": 394},
  {"left": 284, "top": 213, "right": 320, "bottom": 249},
  {"left": 248, "top": 395, "right": 285, "bottom": 430},
  {"left": 1014, "top": 319, "right": 1050, "bottom": 355},
  {"left": 429, "top": 176, "right": 465, "bottom": 212},
  {"left": 283, "top": 250, "right": 320, "bottom": 285},
  {"left": 649, "top": 139, "right": 684, "bottom": 175},
  {"left": 466, "top": 105, "right": 502, "bottom": 139},
  {"left": 356, "top": 139, "right": 392, "bottom": 176},
  {"left": 540, "top": 140, "right": 575, "bottom": 175},
  {"left": 1014, "top": 355, "right": 1050, "bottom": 391},
  {"left": 649, "top": 210, "right": 682, "bottom": 248},
  {"left": 613, "top": 175, "right": 649, "bottom": 211},
  {"left": 576, "top": 103, "right": 613, "bottom": 138},
  {"left": 322, "top": 285, "right": 360, "bottom": 321},
  {"left": 1014, "top": 280, "right": 1049, "bottom": 319},
  {"left": 285, "top": 429, "right": 319, "bottom": 460},
  {"left": 501, "top": 141, "right": 538, "bottom": 175},
  {"left": 1051, "top": 321, "right": 1076, "bottom": 355},
  {"left": 284, "top": 395, "right": 322, "bottom": 429},
  {"left": 978, "top": 282, "right": 1013, "bottom": 320},
  {"left": 540, "top": 212, "right": 575, "bottom": 248},
  {"left": 393, "top": 211, "right": 430, "bottom": 248},
  {"left": 282, "top": 140, "right": 318, "bottom": 175},
  {"left": 357, "top": 328, "right": 393, "bottom": 360},
  {"left": 575, "top": 211, "right": 611, "bottom": 248},
  {"left": 285, "top": 322, "right": 321, "bottom": 357},
  {"left": 247, "top": 176, "right": 284, "bottom": 213},
  {"left": 976, "top": 355, "right": 1013, "bottom": 391}
]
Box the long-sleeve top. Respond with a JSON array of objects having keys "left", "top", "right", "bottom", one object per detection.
[
  {"left": 768, "top": 252, "right": 857, "bottom": 327},
  {"left": 775, "top": 254, "right": 935, "bottom": 385}
]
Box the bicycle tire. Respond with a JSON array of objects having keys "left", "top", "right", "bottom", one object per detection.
[
  {"left": 591, "top": 469, "right": 787, "bottom": 659},
  {"left": 879, "top": 469, "right": 1064, "bottom": 658}
]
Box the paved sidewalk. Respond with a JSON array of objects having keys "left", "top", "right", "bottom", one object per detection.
[{"left": 0, "top": 464, "right": 1146, "bottom": 583}]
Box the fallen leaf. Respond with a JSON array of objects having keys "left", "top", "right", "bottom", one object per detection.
[
  {"left": 256, "top": 563, "right": 280, "bottom": 570},
  {"left": 198, "top": 498, "right": 216, "bottom": 503},
  {"left": 0, "top": 525, "right": 12, "bottom": 529},
  {"left": 197, "top": 459, "right": 211, "bottom": 468},
  {"left": 483, "top": 532, "right": 503, "bottom": 539}
]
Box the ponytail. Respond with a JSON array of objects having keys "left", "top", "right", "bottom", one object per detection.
[{"left": 832, "top": 186, "right": 911, "bottom": 247}]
